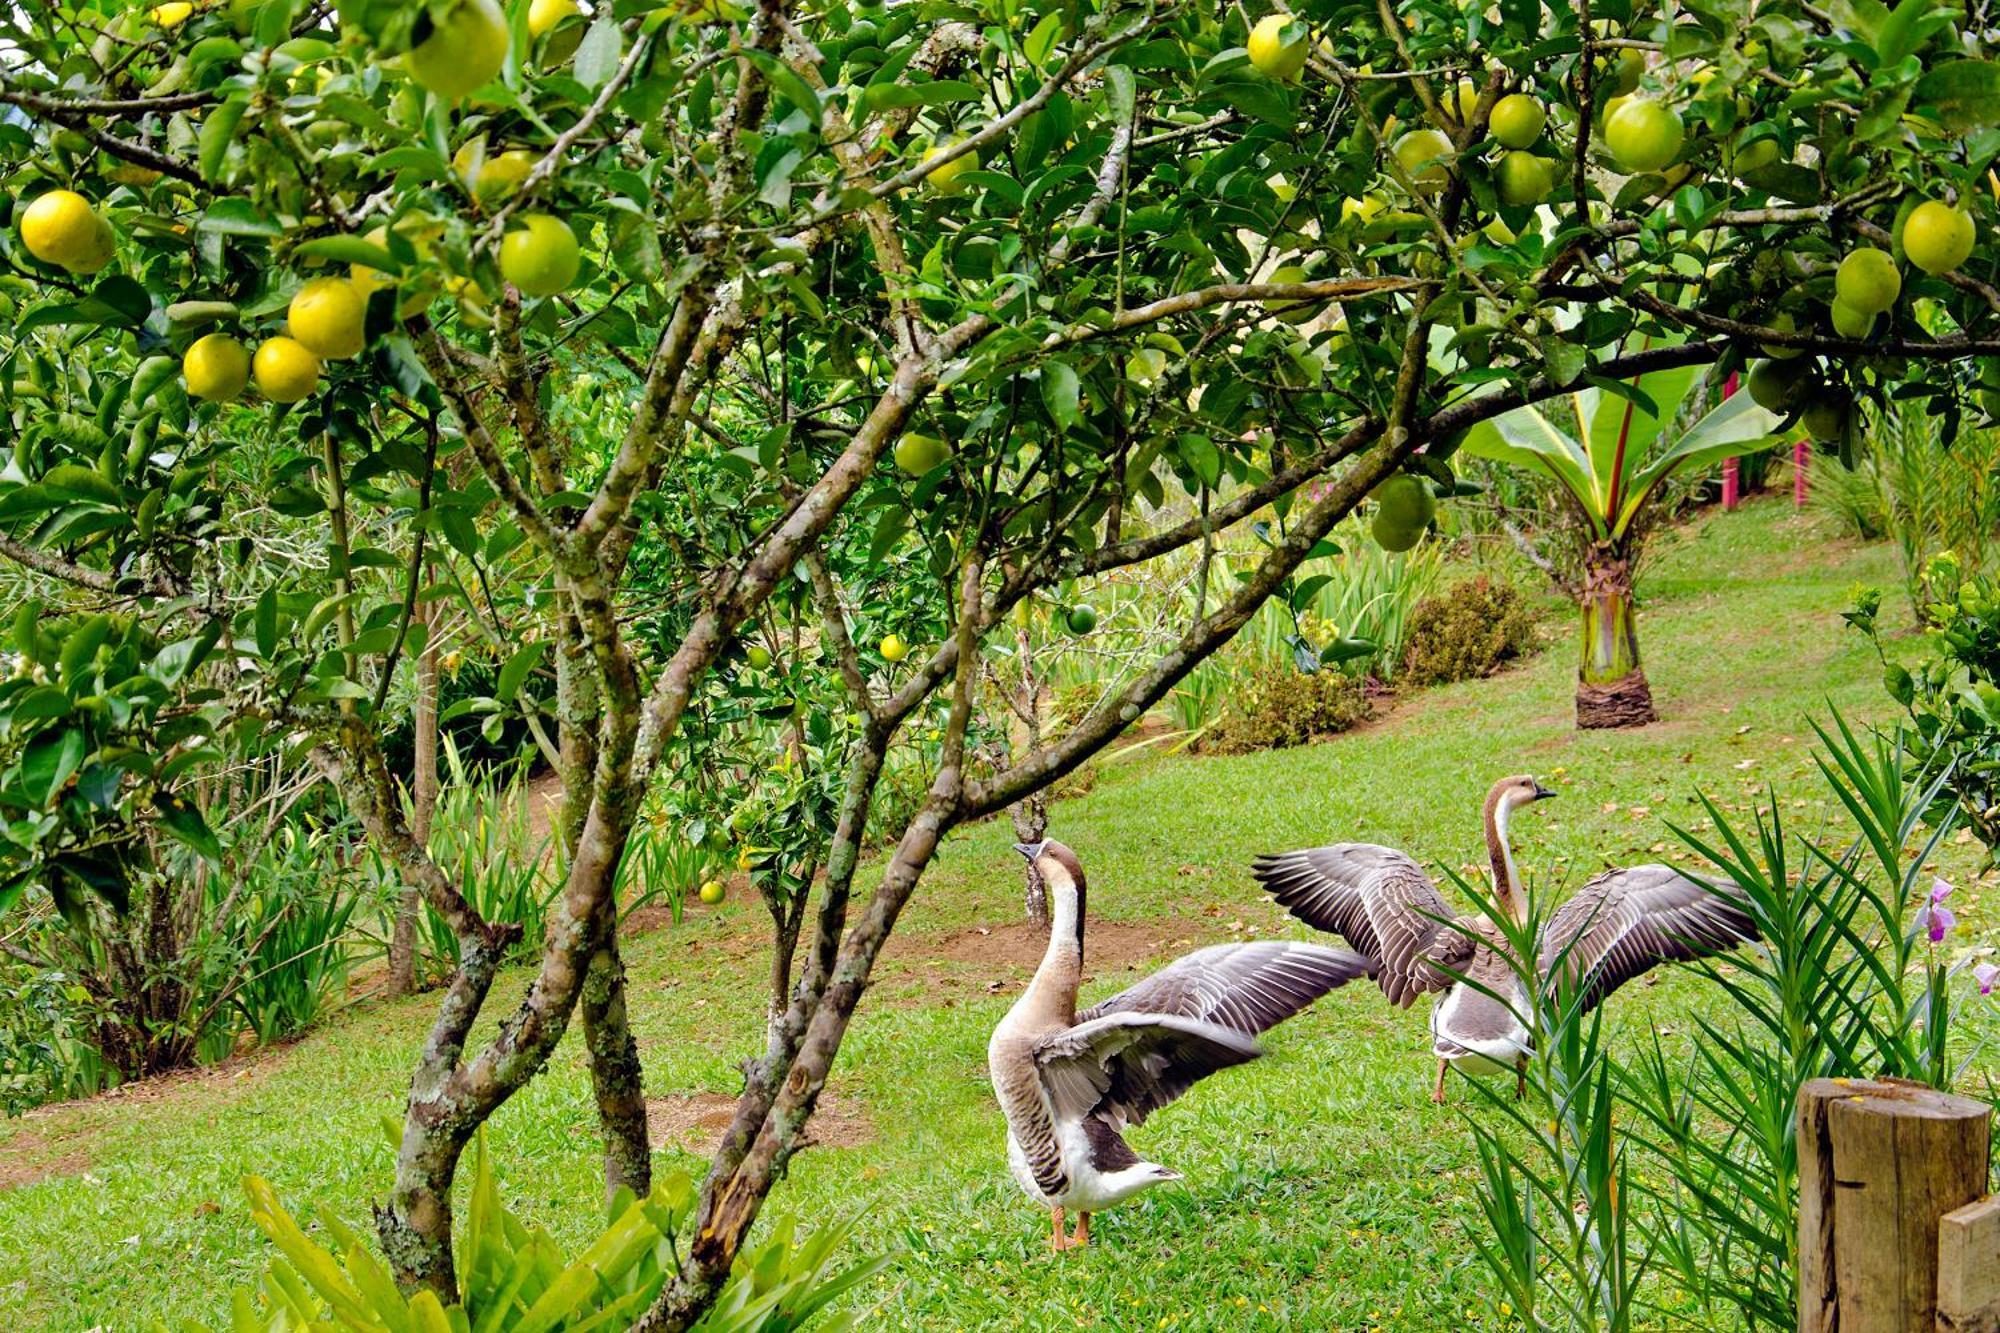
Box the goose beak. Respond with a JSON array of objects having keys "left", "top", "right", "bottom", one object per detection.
[
  {"left": 1532, "top": 782, "right": 1557, "bottom": 801},
  {"left": 1012, "top": 840, "right": 1047, "bottom": 862}
]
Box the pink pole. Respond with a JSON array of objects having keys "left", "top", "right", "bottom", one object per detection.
[
  {"left": 1720, "top": 372, "right": 1741, "bottom": 511},
  {"left": 1794, "top": 438, "right": 1810, "bottom": 508}
]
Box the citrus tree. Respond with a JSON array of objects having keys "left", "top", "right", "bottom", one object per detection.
[
  {"left": 1464, "top": 361, "right": 1781, "bottom": 726},
  {"left": 1, "top": 0, "right": 1997, "bottom": 1325}
]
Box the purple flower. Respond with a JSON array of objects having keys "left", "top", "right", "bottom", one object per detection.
[
  {"left": 1975, "top": 962, "right": 1999, "bottom": 996},
  {"left": 1919, "top": 879, "right": 1957, "bottom": 943}
]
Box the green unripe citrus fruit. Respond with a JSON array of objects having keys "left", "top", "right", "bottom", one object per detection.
[
  {"left": 1065, "top": 604, "right": 1098, "bottom": 634},
  {"left": 698, "top": 879, "right": 725, "bottom": 905},
  {"left": 1494, "top": 152, "right": 1552, "bottom": 207},
  {"left": 1266, "top": 264, "right": 1317, "bottom": 324},
  {"left": 1834, "top": 246, "right": 1901, "bottom": 316},
  {"left": 1489, "top": 94, "right": 1545, "bottom": 148},
  {"left": 744, "top": 644, "right": 772, "bottom": 669},
  {"left": 894, "top": 432, "right": 951, "bottom": 476},
  {"left": 499, "top": 214, "right": 581, "bottom": 297},
  {"left": 406, "top": 0, "right": 510, "bottom": 101},
  {"left": 1830, "top": 299, "right": 1875, "bottom": 340},
  {"left": 1371, "top": 473, "right": 1437, "bottom": 530},
  {"left": 1800, "top": 392, "right": 1851, "bottom": 443},
  {"left": 1759, "top": 310, "right": 1805, "bottom": 360},
  {"left": 1604, "top": 99, "right": 1683, "bottom": 174},
  {"left": 1744, "top": 356, "right": 1814, "bottom": 413}
]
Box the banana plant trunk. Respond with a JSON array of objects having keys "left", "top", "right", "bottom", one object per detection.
[{"left": 1575, "top": 542, "right": 1656, "bottom": 729}]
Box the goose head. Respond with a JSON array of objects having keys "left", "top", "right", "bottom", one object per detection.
[
  {"left": 1014, "top": 838, "right": 1087, "bottom": 949},
  {"left": 1483, "top": 775, "right": 1554, "bottom": 921}
]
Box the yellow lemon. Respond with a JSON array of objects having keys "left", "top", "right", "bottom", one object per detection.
[
  {"left": 149, "top": 1, "right": 194, "bottom": 26},
  {"left": 924, "top": 141, "right": 978, "bottom": 194},
  {"left": 20, "top": 190, "right": 108, "bottom": 271},
  {"left": 406, "top": 0, "right": 510, "bottom": 101},
  {"left": 529, "top": 0, "right": 582, "bottom": 37},
  {"left": 1494, "top": 151, "right": 1552, "bottom": 207},
  {"left": 1392, "top": 128, "right": 1453, "bottom": 191},
  {"left": 453, "top": 143, "right": 537, "bottom": 202},
  {"left": 253, "top": 337, "right": 320, "bottom": 403},
  {"left": 498, "top": 214, "right": 581, "bottom": 297},
  {"left": 879, "top": 633, "right": 909, "bottom": 662},
  {"left": 1246, "top": 14, "right": 1309, "bottom": 82},
  {"left": 351, "top": 225, "right": 439, "bottom": 318},
  {"left": 183, "top": 333, "right": 251, "bottom": 403},
  {"left": 287, "top": 277, "right": 368, "bottom": 360},
  {"left": 1901, "top": 200, "right": 1976, "bottom": 277}
]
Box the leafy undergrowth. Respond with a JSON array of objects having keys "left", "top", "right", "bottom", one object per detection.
[{"left": 4, "top": 497, "right": 1997, "bottom": 1331}]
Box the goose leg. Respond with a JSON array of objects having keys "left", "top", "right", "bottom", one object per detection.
[
  {"left": 1050, "top": 1206, "right": 1068, "bottom": 1253},
  {"left": 1070, "top": 1212, "right": 1091, "bottom": 1248},
  {"left": 1514, "top": 1056, "right": 1528, "bottom": 1102},
  {"left": 1431, "top": 1058, "right": 1448, "bottom": 1105}
]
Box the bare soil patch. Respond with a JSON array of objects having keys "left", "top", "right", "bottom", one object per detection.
[
  {"left": 645, "top": 1090, "right": 873, "bottom": 1157},
  {"left": 0, "top": 1124, "right": 90, "bottom": 1192}
]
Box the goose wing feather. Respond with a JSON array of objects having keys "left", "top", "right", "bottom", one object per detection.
[
  {"left": 1076, "top": 940, "right": 1372, "bottom": 1034},
  {"left": 1033, "top": 1012, "right": 1260, "bottom": 1130},
  {"left": 1250, "top": 844, "right": 1473, "bottom": 1007},
  {"left": 1539, "top": 864, "right": 1758, "bottom": 1012}
]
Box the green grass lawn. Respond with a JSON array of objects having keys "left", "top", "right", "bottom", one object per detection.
[{"left": 4, "top": 497, "right": 1996, "bottom": 1331}]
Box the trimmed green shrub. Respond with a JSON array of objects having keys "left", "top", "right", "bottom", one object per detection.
[
  {"left": 1208, "top": 665, "right": 1369, "bottom": 754},
  {"left": 1398, "top": 576, "right": 1538, "bottom": 688}
]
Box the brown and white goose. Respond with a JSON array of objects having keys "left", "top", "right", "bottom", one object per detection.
[
  {"left": 989, "top": 839, "right": 1369, "bottom": 1251},
  {"left": 1251, "top": 775, "right": 1758, "bottom": 1104}
]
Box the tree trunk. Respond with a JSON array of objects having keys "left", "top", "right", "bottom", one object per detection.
[
  {"left": 579, "top": 902, "right": 651, "bottom": 1203},
  {"left": 1575, "top": 544, "right": 1656, "bottom": 729},
  {"left": 1009, "top": 795, "right": 1049, "bottom": 928},
  {"left": 388, "top": 592, "right": 439, "bottom": 997}
]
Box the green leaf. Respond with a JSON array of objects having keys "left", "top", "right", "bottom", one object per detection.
[
  {"left": 59, "top": 615, "right": 111, "bottom": 685},
  {"left": 1039, "top": 361, "right": 1080, "bottom": 430},
  {"left": 1913, "top": 60, "right": 2000, "bottom": 132},
  {"left": 292, "top": 236, "right": 400, "bottom": 272},
  {"left": 1177, "top": 433, "right": 1222, "bottom": 489},
  {"left": 199, "top": 96, "right": 251, "bottom": 183},
  {"left": 495, "top": 641, "right": 546, "bottom": 702},
  {"left": 156, "top": 793, "right": 223, "bottom": 861},
  {"left": 42, "top": 464, "right": 120, "bottom": 506},
  {"left": 198, "top": 199, "right": 283, "bottom": 237},
  {"left": 1614, "top": 390, "right": 1782, "bottom": 536},
  {"left": 132, "top": 355, "right": 181, "bottom": 405},
  {"left": 571, "top": 14, "right": 623, "bottom": 90},
  {"left": 1460, "top": 400, "right": 1602, "bottom": 533},
  {"left": 19, "top": 729, "right": 84, "bottom": 806},
  {"left": 744, "top": 51, "right": 822, "bottom": 129},
  {"left": 254, "top": 587, "right": 280, "bottom": 659}
]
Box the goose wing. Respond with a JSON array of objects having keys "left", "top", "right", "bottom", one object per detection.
[
  {"left": 1251, "top": 844, "right": 1474, "bottom": 1007},
  {"left": 1037, "top": 942, "right": 1370, "bottom": 1129},
  {"left": 1539, "top": 864, "right": 1758, "bottom": 1013},
  {"left": 1033, "top": 1012, "right": 1260, "bottom": 1130},
  {"left": 1076, "top": 940, "right": 1372, "bottom": 1034}
]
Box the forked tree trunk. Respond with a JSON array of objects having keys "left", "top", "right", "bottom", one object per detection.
[
  {"left": 388, "top": 592, "right": 439, "bottom": 997},
  {"left": 1575, "top": 543, "right": 1656, "bottom": 729}
]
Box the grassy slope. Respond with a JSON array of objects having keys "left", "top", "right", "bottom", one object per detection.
[{"left": 3, "top": 497, "right": 1995, "bottom": 1332}]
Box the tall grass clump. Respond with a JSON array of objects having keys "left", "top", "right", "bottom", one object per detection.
[{"left": 1465, "top": 709, "right": 1985, "bottom": 1331}]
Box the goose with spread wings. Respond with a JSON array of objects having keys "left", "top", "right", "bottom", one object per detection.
[
  {"left": 1251, "top": 774, "right": 1759, "bottom": 1103},
  {"left": 989, "top": 839, "right": 1370, "bottom": 1251}
]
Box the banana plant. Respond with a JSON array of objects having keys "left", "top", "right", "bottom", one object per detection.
[{"left": 1463, "top": 360, "right": 1782, "bottom": 727}]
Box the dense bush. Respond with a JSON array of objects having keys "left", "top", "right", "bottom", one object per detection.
[
  {"left": 1398, "top": 576, "right": 1539, "bottom": 688},
  {"left": 1207, "top": 665, "right": 1370, "bottom": 755}
]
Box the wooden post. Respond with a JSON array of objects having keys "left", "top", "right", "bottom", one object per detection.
[
  {"left": 1798, "top": 1078, "right": 1993, "bottom": 1333},
  {"left": 1939, "top": 1197, "right": 2000, "bottom": 1333}
]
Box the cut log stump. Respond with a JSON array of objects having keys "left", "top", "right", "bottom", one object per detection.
[
  {"left": 1940, "top": 1197, "right": 2000, "bottom": 1333},
  {"left": 1797, "top": 1077, "right": 1993, "bottom": 1333}
]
